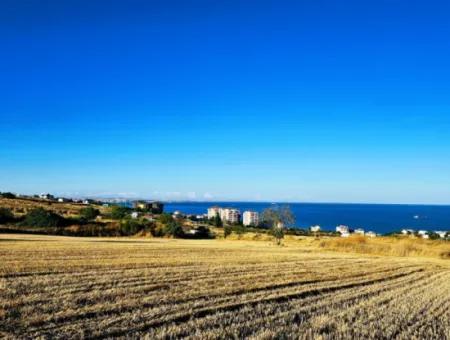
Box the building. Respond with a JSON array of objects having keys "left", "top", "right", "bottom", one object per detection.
[
  {"left": 133, "top": 201, "right": 164, "bottom": 214},
  {"left": 131, "top": 212, "right": 139, "bottom": 219},
  {"left": 310, "top": 225, "right": 321, "bottom": 232},
  {"left": 336, "top": 225, "right": 349, "bottom": 234},
  {"left": 435, "top": 231, "right": 447, "bottom": 238},
  {"left": 207, "top": 206, "right": 222, "bottom": 219},
  {"left": 401, "top": 229, "right": 414, "bottom": 235},
  {"left": 366, "top": 231, "right": 377, "bottom": 238},
  {"left": 220, "top": 208, "right": 240, "bottom": 224},
  {"left": 341, "top": 231, "right": 350, "bottom": 238},
  {"left": 354, "top": 228, "right": 365, "bottom": 235},
  {"left": 57, "top": 197, "right": 69, "bottom": 203},
  {"left": 418, "top": 230, "right": 427, "bottom": 236},
  {"left": 243, "top": 211, "right": 259, "bottom": 226},
  {"left": 39, "top": 193, "right": 54, "bottom": 200}
]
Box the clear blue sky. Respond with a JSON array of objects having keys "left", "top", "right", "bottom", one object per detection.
[{"left": 1, "top": 0, "right": 450, "bottom": 203}]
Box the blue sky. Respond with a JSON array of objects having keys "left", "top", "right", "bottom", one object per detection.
[{"left": 1, "top": 0, "right": 450, "bottom": 203}]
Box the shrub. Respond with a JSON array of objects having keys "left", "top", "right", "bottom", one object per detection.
[
  {"left": 21, "top": 208, "right": 65, "bottom": 228},
  {"left": 79, "top": 207, "right": 100, "bottom": 221},
  {"left": 110, "top": 206, "right": 130, "bottom": 220},
  {"left": 159, "top": 213, "right": 174, "bottom": 225},
  {"left": 119, "top": 219, "right": 146, "bottom": 236},
  {"left": 163, "top": 221, "right": 184, "bottom": 238},
  {"left": 1, "top": 192, "right": 16, "bottom": 199},
  {"left": 0, "top": 207, "right": 15, "bottom": 224},
  {"left": 224, "top": 225, "right": 232, "bottom": 238}
]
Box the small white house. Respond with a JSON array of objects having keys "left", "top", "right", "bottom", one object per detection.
[
  {"left": 341, "top": 231, "right": 350, "bottom": 238},
  {"left": 354, "top": 228, "right": 365, "bottom": 235},
  {"left": 366, "top": 231, "right": 377, "bottom": 238},
  {"left": 434, "top": 231, "right": 447, "bottom": 238},
  {"left": 336, "top": 225, "right": 349, "bottom": 233},
  {"left": 418, "top": 230, "right": 428, "bottom": 236},
  {"left": 310, "top": 225, "right": 321, "bottom": 232},
  {"left": 421, "top": 234, "right": 430, "bottom": 239},
  {"left": 131, "top": 212, "right": 139, "bottom": 219}
]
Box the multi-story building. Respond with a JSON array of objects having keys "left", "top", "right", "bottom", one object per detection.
[
  {"left": 220, "top": 208, "right": 240, "bottom": 224},
  {"left": 133, "top": 201, "right": 164, "bottom": 214},
  {"left": 207, "top": 206, "right": 222, "bottom": 219},
  {"left": 243, "top": 211, "right": 259, "bottom": 226}
]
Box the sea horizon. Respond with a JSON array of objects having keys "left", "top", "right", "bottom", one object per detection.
[{"left": 160, "top": 201, "right": 450, "bottom": 234}]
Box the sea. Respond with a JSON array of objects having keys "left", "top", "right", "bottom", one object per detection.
[{"left": 162, "top": 202, "right": 450, "bottom": 234}]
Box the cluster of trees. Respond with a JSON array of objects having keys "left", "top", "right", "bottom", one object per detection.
[{"left": 0, "top": 192, "right": 17, "bottom": 199}]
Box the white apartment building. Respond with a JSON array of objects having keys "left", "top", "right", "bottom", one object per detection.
[
  {"left": 354, "top": 228, "right": 365, "bottom": 235},
  {"left": 220, "top": 208, "right": 240, "bottom": 224},
  {"left": 207, "top": 206, "right": 222, "bottom": 219},
  {"left": 243, "top": 211, "right": 259, "bottom": 226}
]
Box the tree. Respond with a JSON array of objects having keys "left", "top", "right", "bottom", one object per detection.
[
  {"left": 213, "top": 212, "right": 223, "bottom": 227},
  {"left": 159, "top": 213, "right": 174, "bottom": 225},
  {"left": 21, "top": 208, "right": 65, "bottom": 228},
  {"left": 224, "top": 225, "right": 232, "bottom": 238},
  {"left": 163, "top": 220, "right": 184, "bottom": 238},
  {"left": 0, "top": 207, "right": 14, "bottom": 224},
  {"left": 1, "top": 192, "right": 16, "bottom": 199},
  {"left": 271, "top": 226, "right": 285, "bottom": 245},
  {"left": 79, "top": 207, "right": 100, "bottom": 221},
  {"left": 262, "top": 205, "right": 295, "bottom": 245},
  {"left": 110, "top": 206, "right": 130, "bottom": 220}
]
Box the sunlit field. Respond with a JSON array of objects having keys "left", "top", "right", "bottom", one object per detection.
[{"left": 1, "top": 234, "right": 449, "bottom": 339}]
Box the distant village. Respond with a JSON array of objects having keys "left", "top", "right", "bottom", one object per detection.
[{"left": 0, "top": 191, "right": 448, "bottom": 240}]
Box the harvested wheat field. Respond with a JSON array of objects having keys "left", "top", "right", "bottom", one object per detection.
[{"left": 0, "top": 234, "right": 449, "bottom": 339}]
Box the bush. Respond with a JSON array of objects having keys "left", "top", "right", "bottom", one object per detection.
[
  {"left": 79, "top": 207, "right": 100, "bottom": 221},
  {"left": 159, "top": 213, "right": 174, "bottom": 225},
  {"left": 21, "top": 208, "right": 65, "bottom": 228},
  {"left": 224, "top": 225, "right": 232, "bottom": 238},
  {"left": 119, "top": 219, "right": 146, "bottom": 236},
  {"left": 0, "top": 207, "right": 15, "bottom": 224},
  {"left": 163, "top": 221, "right": 184, "bottom": 238},
  {"left": 110, "top": 206, "right": 130, "bottom": 220},
  {"left": 1, "top": 192, "right": 16, "bottom": 199}
]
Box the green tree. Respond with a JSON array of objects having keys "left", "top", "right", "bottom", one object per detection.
[
  {"left": 0, "top": 207, "right": 14, "bottom": 224},
  {"left": 213, "top": 212, "right": 223, "bottom": 227},
  {"left": 224, "top": 225, "right": 232, "bottom": 238},
  {"left": 21, "top": 208, "right": 65, "bottom": 228},
  {"left": 79, "top": 207, "right": 100, "bottom": 221},
  {"left": 163, "top": 221, "right": 184, "bottom": 238},
  {"left": 159, "top": 213, "right": 174, "bottom": 225},
  {"left": 1, "top": 192, "right": 16, "bottom": 199},
  {"left": 110, "top": 206, "right": 130, "bottom": 220},
  {"left": 262, "top": 205, "right": 295, "bottom": 245}
]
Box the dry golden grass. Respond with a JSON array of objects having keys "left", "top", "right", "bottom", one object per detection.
[
  {"left": 315, "top": 235, "right": 450, "bottom": 259},
  {"left": 0, "top": 234, "right": 449, "bottom": 339}
]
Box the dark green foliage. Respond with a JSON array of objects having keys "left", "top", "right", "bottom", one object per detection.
[
  {"left": 119, "top": 219, "right": 146, "bottom": 236},
  {"left": 213, "top": 212, "right": 223, "bottom": 227},
  {"left": 224, "top": 225, "right": 232, "bottom": 238},
  {"left": 159, "top": 213, "right": 174, "bottom": 225},
  {"left": 79, "top": 207, "right": 100, "bottom": 221},
  {"left": 21, "top": 208, "right": 65, "bottom": 228},
  {"left": 163, "top": 221, "right": 184, "bottom": 238},
  {"left": 110, "top": 206, "right": 130, "bottom": 220},
  {"left": 1, "top": 192, "right": 16, "bottom": 199},
  {"left": 233, "top": 225, "right": 247, "bottom": 235},
  {"left": 0, "top": 207, "right": 15, "bottom": 224}
]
